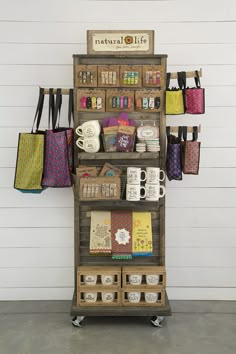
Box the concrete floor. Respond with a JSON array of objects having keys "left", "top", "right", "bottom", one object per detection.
[{"left": 0, "top": 301, "right": 235, "bottom": 354}]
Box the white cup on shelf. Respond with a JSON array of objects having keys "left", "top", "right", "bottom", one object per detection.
[
  {"left": 129, "top": 274, "right": 142, "bottom": 285},
  {"left": 84, "top": 292, "right": 97, "bottom": 303},
  {"left": 101, "top": 292, "right": 115, "bottom": 303},
  {"left": 144, "top": 292, "right": 159, "bottom": 303},
  {"left": 146, "top": 274, "right": 160, "bottom": 285},
  {"left": 84, "top": 275, "right": 97, "bottom": 286},
  {"left": 101, "top": 275, "right": 114, "bottom": 285},
  {"left": 127, "top": 292, "right": 141, "bottom": 303}
]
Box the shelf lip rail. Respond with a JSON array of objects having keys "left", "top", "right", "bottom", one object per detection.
[
  {"left": 168, "top": 68, "right": 202, "bottom": 79},
  {"left": 40, "top": 87, "right": 72, "bottom": 95},
  {"left": 168, "top": 124, "right": 201, "bottom": 133}
]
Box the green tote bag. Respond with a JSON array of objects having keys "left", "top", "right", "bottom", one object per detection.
[{"left": 14, "top": 88, "right": 46, "bottom": 192}]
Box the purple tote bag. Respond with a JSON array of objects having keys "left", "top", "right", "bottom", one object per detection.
[
  {"left": 166, "top": 126, "right": 182, "bottom": 181},
  {"left": 42, "top": 89, "right": 74, "bottom": 188}
]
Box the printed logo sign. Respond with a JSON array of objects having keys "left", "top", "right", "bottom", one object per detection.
[{"left": 87, "top": 30, "right": 154, "bottom": 55}]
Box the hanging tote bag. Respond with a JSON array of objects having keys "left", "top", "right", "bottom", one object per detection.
[
  {"left": 42, "top": 89, "right": 73, "bottom": 188},
  {"left": 182, "top": 126, "right": 201, "bottom": 175},
  {"left": 14, "top": 88, "right": 46, "bottom": 193},
  {"left": 184, "top": 70, "right": 205, "bottom": 114},
  {"left": 166, "top": 126, "right": 183, "bottom": 181},
  {"left": 165, "top": 72, "right": 185, "bottom": 115}
]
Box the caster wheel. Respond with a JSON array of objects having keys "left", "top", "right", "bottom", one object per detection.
[
  {"left": 72, "top": 316, "right": 85, "bottom": 327},
  {"left": 150, "top": 316, "right": 164, "bottom": 328}
]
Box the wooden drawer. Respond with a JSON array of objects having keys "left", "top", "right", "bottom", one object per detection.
[
  {"left": 76, "top": 89, "right": 106, "bottom": 112},
  {"left": 120, "top": 65, "right": 142, "bottom": 87},
  {"left": 135, "top": 89, "right": 163, "bottom": 112},
  {"left": 77, "top": 287, "right": 121, "bottom": 306},
  {"left": 142, "top": 65, "right": 165, "bottom": 88},
  {"left": 77, "top": 266, "right": 121, "bottom": 288},
  {"left": 75, "top": 65, "right": 98, "bottom": 87},
  {"left": 122, "top": 266, "right": 166, "bottom": 289},
  {"left": 98, "top": 65, "right": 120, "bottom": 87},
  {"left": 121, "top": 287, "right": 165, "bottom": 307},
  {"left": 106, "top": 89, "right": 134, "bottom": 112}
]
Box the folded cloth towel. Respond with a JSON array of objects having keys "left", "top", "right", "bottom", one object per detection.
[
  {"left": 111, "top": 210, "right": 132, "bottom": 259},
  {"left": 132, "top": 212, "right": 153, "bottom": 256},
  {"left": 90, "top": 211, "right": 111, "bottom": 255}
]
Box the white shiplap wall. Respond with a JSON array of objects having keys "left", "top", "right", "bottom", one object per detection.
[{"left": 0, "top": 0, "right": 236, "bottom": 300}]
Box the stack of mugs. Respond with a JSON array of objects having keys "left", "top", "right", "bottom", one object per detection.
[
  {"left": 127, "top": 274, "right": 160, "bottom": 304},
  {"left": 75, "top": 120, "right": 101, "bottom": 153},
  {"left": 126, "top": 167, "right": 166, "bottom": 201},
  {"left": 83, "top": 274, "right": 115, "bottom": 303},
  {"left": 145, "top": 167, "right": 166, "bottom": 201}
]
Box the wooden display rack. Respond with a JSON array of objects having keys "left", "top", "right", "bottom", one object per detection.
[{"left": 71, "top": 54, "right": 172, "bottom": 327}]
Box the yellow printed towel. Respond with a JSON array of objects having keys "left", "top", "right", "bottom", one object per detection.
[
  {"left": 90, "top": 211, "right": 111, "bottom": 255},
  {"left": 132, "top": 212, "right": 153, "bottom": 256}
]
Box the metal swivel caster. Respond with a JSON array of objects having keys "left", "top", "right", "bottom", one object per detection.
[
  {"left": 71, "top": 316, "right": 85, "bottom": 327},
  {"left": 150, "top": 316, "right": 165, "bottom": 327}
]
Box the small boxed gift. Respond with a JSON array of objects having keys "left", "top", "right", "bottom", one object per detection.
[
  {"left": 116, "top": 126, "right": 135, "bottom": 152},
  {"left": 75, "top": 65, "right": 98, "bottom": 87}
]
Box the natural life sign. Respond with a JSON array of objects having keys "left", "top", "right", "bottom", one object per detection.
[{"left": 87, "top": 30, "right": 154, "bottom": 55}]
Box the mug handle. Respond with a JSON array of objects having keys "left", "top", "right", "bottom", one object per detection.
[
  {"left": 159, "top": 185, "right": 166, "bottom": 198},
  {"left": 76, "top": 138, "right": 85, "bottom": 150},
  {"left": 140, "top": 170, "right": 147, "bottom": 182},
  {"left": 140, "top": 186, "right": 146, "bottom": 199},
  {"left": 75, "top": 125, "right": 84, "bottom": 137},
  {"left": 159, "top": 170, "right": 166, "bottom": 182}
]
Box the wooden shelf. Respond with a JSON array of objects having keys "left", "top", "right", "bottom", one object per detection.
[
  {"left": 70, "top": 291, "right": 172, "bottom": 317},
  {"left": 78, "top": 152, "right": 160, "bottom": 160},
  {"left": 79, "top": 200, "right": 161, "bottom": 210}
]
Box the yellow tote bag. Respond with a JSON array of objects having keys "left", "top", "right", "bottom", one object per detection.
[
  {"left": 14, "top": 88, "right": 45, "bottom": 192},
  {"left": 165, "top": 72, "right": 185, "bottom": 115}
]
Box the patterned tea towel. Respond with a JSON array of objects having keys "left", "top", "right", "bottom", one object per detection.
[
  {"left": 111, "top": 211, "right": 132, "bottom": 259},
  {"left": 90, "top": 211, "right": 111, "bottom": 255},
  {"left": 132, "top": 212, "right": 153, "bottom": 256}
]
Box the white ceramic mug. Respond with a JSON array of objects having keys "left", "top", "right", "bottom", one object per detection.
[
  {"left": 127, "top": 292, "right": 141, "bottom": 303},
  {"left": 127, "top": 167, "right": 147, "bottom": 185},
  {"left": 84, "top": 275, "right": 97, "bottom": 285},
  {"left": 145, "top": 184, "right": 166, "bottom": 201},
  {"left": 146, "top": 167, "right": 166, "bottom": 184},
  {"left": 101, "top": 275, "right": 114, "bottom": 285},
  {"left": 129, "top": 274, "right": 142, "bottom": 285},
  {"left": 144, "top": 292, "right": 158, "bottom": 303},
  {"left": 76, "top": 120, "right": 101, "bottom": 138},
  {"left": 76, "top": 136, "right": 100, "bottom": 153},
  {"left": 84, "top": 292, "right": 97, "bottom": 303},
  {"left": 146, "top": 274, "right": 160, "bottom": 285},
  {"left": 126, "top": 184, "right": 146, "bottom": 201},
  {"left": 101, "top": 292, "right": 115, "bottom": 303}
]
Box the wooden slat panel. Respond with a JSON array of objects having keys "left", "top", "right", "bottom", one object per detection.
[
  {"left": 166, "top": 227, "right": 236, "bottom": 248},
  {"left": 167, "top": 287, "right": 236, "bottom": 301},
  {"left": 166, "top": 188, "right": 236, "bottom": 208},
  {"left": 0, "top": 188, "right": 73, "bottom": 207},
  {"left": 2, "top": 124, "right": 236, "bottom": 149},
  {"left": 0, "top": 268, "right": 73, "bottom": 288},
  {"left": 0, "top": 208, "right": 73, "bottom": 228},
  {"left": 1, "top": 106, "right": 236, "bottom": 128},
  {"left": 1, "top": 22, "right": 236, "bottom": 45},
  {"left": 167, "top": 267, "right": 236, "bottom": 287},
  {"left": 0, "top": 228, "right": 73, "bottom": 248},
  {"left": 166, "top": 208, "right": 236, "bottom": 228},
  {"left": 0, "top": 288, "right": 73, "bottom": 301},
  {"left": 166, "top": 248, "right": 236, "bottom": 267},
  {"left": 0, "top": 248, "right": 73, "bottom": 267},
  {"left": 167, "top": 168, "right": 236, "bottom": 187},
  {"left": 0, "top": 0, "right": 235, "bottom": 22}
]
